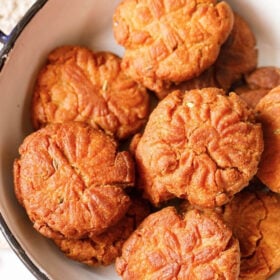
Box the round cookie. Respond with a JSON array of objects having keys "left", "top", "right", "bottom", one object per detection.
[
  {"left": 222, "top": 190, "right": 280, "bottom": 280},
  {"left": 135, "top": 88, "right": 263, "bottom": 207},
  {"left": 54, "top": 196, "right": 151, "bottom": 266},
  {"left": 256, "top": 85, "right": 280, "bottom": 192},
  {"left": 32, "top": 46, "right": 150, "bottom": 140},
  {"left": 14, "top": 122, "right": 134, "bottom": 239},
  {"left": 116, "top": 206, "right": 240, "bottom": 280},
  {"left": 113, "top": 0, "right": 234, "bottom": 93}
]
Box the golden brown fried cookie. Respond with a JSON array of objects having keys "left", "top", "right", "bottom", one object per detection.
[
  {"left": 32, "top": 46, "right": 149, "bottom": 140},
  {"left": 116, "top": 206, "right": 240, "bottom": 280},
  {"left": 157, "top": 12, "right": 257, "bottom": 100},
  {"left": 135, "top": 88, "right": 263, "bottom": 207},
  {"left": 256, "top": 86, "right": 280, "bottom": 192},
  {"left": 235, "top": 67, "right": 280, "bottom": 108},
  {"left": 14, "top": 122, "right": 134, "bottom": 240},
  {"left": 113, "top": 0, "right": 234, "bottom": 93},
  {"left": 54, "top": 196, "right": 151, "bottom": 266},
  {"left": 222, "top": 190, "right": 280, "bottom": 280}
]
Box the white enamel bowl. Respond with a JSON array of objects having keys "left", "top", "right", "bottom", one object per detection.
[{"left": 0, "top": 0, "right": 279, "bottom": 279}]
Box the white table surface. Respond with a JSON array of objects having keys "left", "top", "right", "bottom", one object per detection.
[
  {"left": 0, "top": 236, "right": 36, "bottom": 280},
  {"left": 0, "top": 1, "right": 37, "bottom": 279}
]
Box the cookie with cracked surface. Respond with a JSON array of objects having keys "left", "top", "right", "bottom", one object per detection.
[
  {"left": 157, "top": 12, "right": 257, "bottom": 100},
  {"left": 113, "top": 0, "right": 234, "bottom": 93},
  {"left": 14, "top": 122, "right": 134, "bottom": 240},
  {"left": 222, "top": 190, "right": 280, "bottom": 280},
  {"left": 54, "top": 196, "right": 151, "bottom": 266},
  {"left": 135, "top": 88, "right": 263, "bottom": 207},
  {"left": 32, "top": 45, "right": 149, "bottom": 140},
  {"left": 116, "top": 206, "right": 240, "bottom": 280},
  {"left": 256, "top": 86, "right": 280, "bottom": 192}
]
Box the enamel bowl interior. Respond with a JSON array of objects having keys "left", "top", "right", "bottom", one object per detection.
[{"left": 0, "top": 0, "right": 279, "bottom": 279}]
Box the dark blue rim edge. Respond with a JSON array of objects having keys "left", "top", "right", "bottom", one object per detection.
[{"left": 0, "top": 0, "right": 49, "bottom": 279}]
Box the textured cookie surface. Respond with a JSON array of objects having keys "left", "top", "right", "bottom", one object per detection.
[
  {"left": 113, "top": 0, "right": 234, "bottom": 92},
  {"left": 14, "top": 122, "right": 134, "bottom": 239},
  {"left": 157, "top": 12, "right": 257, "bottom": 99},
  {"left": 223, "top": 190, "right": 280, "bottom": 280},
  {"left": 32, "top": 46, "right": 149, "bottom": 139},
  {"left": 116, "top": 206, "right": 240, "bottom": 280},
  {"left": 135, "top": 88, "right": 263, "bottom": 207}
]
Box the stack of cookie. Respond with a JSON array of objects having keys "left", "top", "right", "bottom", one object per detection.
[
  {"left": 13, "top": 47, "right": 152, "bottom": 266},
  {"left": 13, "top": 0, "right": 280, "bottom": 279}
]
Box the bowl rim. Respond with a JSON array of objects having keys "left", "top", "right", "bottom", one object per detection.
[
  {"left": 0, "top": 0, "right": 49, "bottom": 279},
  {"left": 0, "top": 0, "right": 47, "bottom": 70}
]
